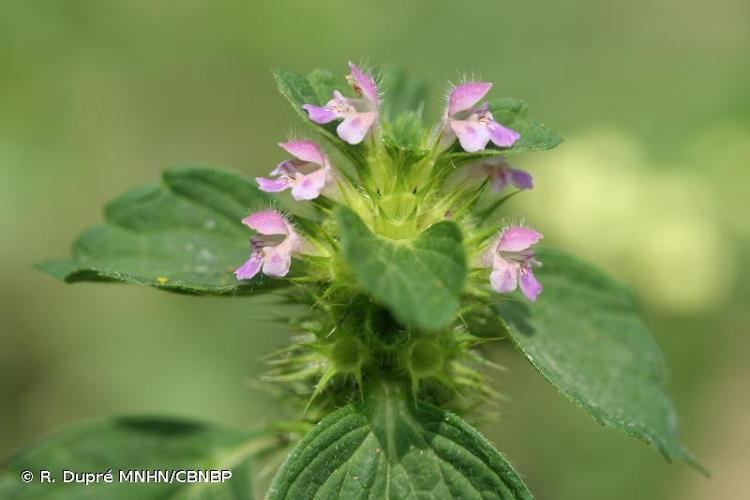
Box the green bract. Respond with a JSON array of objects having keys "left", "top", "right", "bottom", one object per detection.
[{"left": 13, "top": 62, "right": 702, "bottom": 499}]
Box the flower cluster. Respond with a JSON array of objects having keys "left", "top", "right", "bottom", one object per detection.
[{"left": 236, "top": 62, "right": 543, "bottom": 302}]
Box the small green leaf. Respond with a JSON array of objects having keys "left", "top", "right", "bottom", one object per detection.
[
  {"left": 36, "top": 166, "right": 287, "bottom": 296},
  {"left": 268, "top": 380, "right": 532, "bottom": 500},
  {"left": 273, "top": 69, "right": 321, "bottom": 119},
  {"left": 337, "top": 207, "right": 467, "bottom": 331},
  {"left": 489, "top": 97, "right": 562, "bottom": 155},
  {"left": 0, "top": 417, "right": 258, "bottom": 499},
  {"left": 306, "top": 69, "right": 342, "bottom": 106},
  {"left": 445, "top": 97, "right": 562, "bottom": 165},
  {"left": 495, "top": 249, "right": 704, "bottom": 472}
]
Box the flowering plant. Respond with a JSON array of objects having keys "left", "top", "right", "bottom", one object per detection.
[{"left": 5, "top": 62, "right": 703, "bottom": 499}]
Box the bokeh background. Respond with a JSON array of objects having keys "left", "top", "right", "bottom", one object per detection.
[{"left": 1, "top": 1, "right": 748, "bottom": 498}]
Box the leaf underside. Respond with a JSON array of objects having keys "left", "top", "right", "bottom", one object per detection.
[
  {"left": 36, "top": 166, "right": 286, "bottom": 296},
  {"left": 337, "top": 207, "right": 467, "bottom": 331},
  {"left": 268, "top": 381, "right": 532, "bottom": 500},
  {"left": 0, "top": 417, "right": 258, "bottom": 499},
  {"left": 496, "top": 248, "right": 704, "bottom": 472}
]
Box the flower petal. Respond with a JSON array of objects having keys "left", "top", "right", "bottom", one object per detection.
[
  {"left": 336, "top": 111, "right": 376, "bottom": 145},
  {"left": 496, "top": 227, "right": 543, "bottom": 252},
  {"left": 489, "top": 168, "right": 511, "bottom": 192},
  {"left": 256, "top": 176, "right": 290, "bottom": 193},
  {"left": 450, "top": 119, "right": 491, "bottom": 152},
  {"left": 234, "top": 252, "right": 263, "bottom": 280},
  {"left": 449, "top": 82, "right": 492, "bottom": 115},
  {"left": 290, "top": 167, "right": 329, "bottom": 201},
  {"left": 262, "top": 242, "right": 293, "bottom": 277},
  {"left": 278, "top": 140, "right": 326, "bottom": 166},
  {"left": 490, "top": 256, "right": 519, "bottom": 293},
  {"left": 519, "top": 267, "right": 543, "bottom": 301},
  {"left": 303, "top": 104, "right": 338, "bottom": 124},
  {"left": 348, "top": 61, "right": 379, "bottom": 106},
  {"left": 242, "top": 211, "right": 290, "bottom": 236},
  {"left": 487, "top": 121, "right": 521, "bottom": 148},
  {"left": 509, "top": 167, "right": 534, "bottom": 190},
  {"left": 270, "top": 160, "right": 300, "bottom": 176}
]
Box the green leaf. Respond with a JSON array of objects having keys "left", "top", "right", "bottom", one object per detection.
[
  {"left": 489, "top": 97, "right": 562, "bottom": 155},
  {"left": 36, "top": 166, "right": 287, "bottom": 296},
  {"left": 0, "top": 417, "right": 258, "bottom": 499},
  {"left": 445, "top": 97, "right": 562, "bottom": 165},
  {"left": 306, "top": 69, "right": 342, "bottom": 105},
  {"left": 495, "top": 249, "right": 705, "bottom": 472},
  {"left": 273, "top": 69, "right": 320, "bottom": 116},
  {"left": 337, "top": 207, "right": 467, "bottom": 331},
  {"left": 268, "top": 380, "right": 532, "bottom": 500},
  {"left": 487, "top": 97, "right": 529, "bottom": 124}
]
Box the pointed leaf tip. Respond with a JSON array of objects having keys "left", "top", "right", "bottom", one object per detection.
[{"left": 496, "top": 248, "right": 705, "bottom": 473}]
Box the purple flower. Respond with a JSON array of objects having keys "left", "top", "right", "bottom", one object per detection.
[
  {"left": 474, "top": 156, "right": 533, "bottom": 192},
  {"left": 256, "top": 141, "right": 333, "bottom": 201},
  {"left": 302, "top": 62, "right": 379, "bottom": 145},
  {"left": 235, "top": 211, "right": 301, "bottom": 280},
  {"left": 483, "top": 227, "right": 543, "bottom": 301},
  {"left": 443, "top": 82, "right": 520, "bottom": 153}
]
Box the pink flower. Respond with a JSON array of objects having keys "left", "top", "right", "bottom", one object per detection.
[
  {"left": 443, "top": 82, "right": 520, "bottom": 153},
  {"left": 302, "top": 62, "right": 379, "bottom": 145},
  {"left": 474, "top": 156, "right": 533, "bottom": 192},
  {"left": 483, "top": 227, "right": 543, "bottom": 301},
  {"left": 235, "top": 211, "right": 301, "bottom": 280},
  {"left": 256, "top": 141, "right": 333, "bottom": 201}
]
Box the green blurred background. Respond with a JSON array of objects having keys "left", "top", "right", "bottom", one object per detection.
[{"left": 1, "top": 1, "right": 748, "bottom": 498}]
